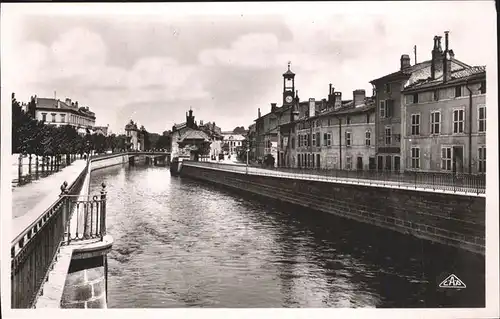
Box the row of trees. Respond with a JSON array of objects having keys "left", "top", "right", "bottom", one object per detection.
[{"left": 12, "top": 93, "right": 172, "bottom": 157}]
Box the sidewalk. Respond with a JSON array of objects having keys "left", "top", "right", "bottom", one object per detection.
[{"left": 12, "top": 160, "right": 87, "bottom": 241}]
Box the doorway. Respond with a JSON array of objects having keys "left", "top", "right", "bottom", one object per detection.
[
  {"left": 394, "top": 156, "right": 401, "bottom": 172},
  {"left": 453, "top": 146, "right": 464, "bottom": 173},
  {"left": 316, "top": 154, "right": 321, "bottom": 168},
  {"left": 378, "top": 156, "right": 383, "bottom": 170},
  {"left": 369, "top": 157, "right": 376, "bottom": 170},
  {"left": 357, "top": 156, "right": 363, "bottom": 170}
]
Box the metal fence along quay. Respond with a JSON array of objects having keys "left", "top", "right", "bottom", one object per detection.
[
  {"left": 10, "top": 161, "right": 108, "bottom": 308},
  {"left": 182, "top": 161, "right": 486, "bottom": 196}
]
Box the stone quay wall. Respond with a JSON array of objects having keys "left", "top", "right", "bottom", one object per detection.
[{"left": 180, "top": 164, "right": 485, "bottom": 255}]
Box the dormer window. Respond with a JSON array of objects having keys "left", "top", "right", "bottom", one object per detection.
[
  {"left": 385, "top": 83, "right": 391, "bottom": 93},
  {"left": 480, "top": 81, "right": 486, "bottom": 94}
]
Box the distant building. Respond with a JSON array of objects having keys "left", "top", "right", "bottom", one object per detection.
[
  {"left": 247, "top": 123, "right": 256, "bottom": 160},
  {"left": 170, "top": 109, "right": 211, "bottom": 161},
  {"left": 93, "top": 125, "right": 109, "bottom": 136},
  {"left": 125, "top": 120, "right": 145, "bottom": 151},
  {"left": 401, "top": 32, "right": 486, "bottom": 174},
  {"left": 29, "top": 95, "right": 96, "bottom": 135},
  {"left": 280, "top": 89, "right": 376, "bottom": 169},
  {"left": 221, "top": 131, "right": 245, "bottom": 156}
]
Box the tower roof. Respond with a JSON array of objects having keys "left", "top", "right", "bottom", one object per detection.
[{"left": 283, "top": 61, "right": 295, "bottom": 76}]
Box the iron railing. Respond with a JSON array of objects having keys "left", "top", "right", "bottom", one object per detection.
[
  {"left": 182, "top": 161, "right": 486, "bottom": 195},
  {"left": 64, "top": 185, "right": 107, "bottom": 244},
  {"left": 10, "top": 161, "right": 88, "bottom": 308}
]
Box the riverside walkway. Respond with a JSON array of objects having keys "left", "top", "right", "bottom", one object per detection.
[
  {"left": 12, "top": 160, "right": 87, "bottom": 240},
  {"left": 182, "top": 161, "right": 486, "bottom": 197}
]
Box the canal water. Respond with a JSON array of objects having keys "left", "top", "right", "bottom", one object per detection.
[{"left": 89, "top": 164, "right": 485, "bottom": 308}]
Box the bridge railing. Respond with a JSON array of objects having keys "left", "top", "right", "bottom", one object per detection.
[{"left": 182, "top": 161, "right": 485, "bottom": 196}]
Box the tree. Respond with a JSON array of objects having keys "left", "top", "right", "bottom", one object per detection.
[
  {"left": 155, "top": 134, "right": 172, "bottom": 151},
  {"left": 221, "top": 142, "right": 229, "bottom": 154},
  {"left": 233, "top": 126, "right": 246, "bottom": 134}
]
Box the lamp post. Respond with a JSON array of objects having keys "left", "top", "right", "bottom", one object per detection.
[{"left": 246, "top": 147, "right": 249, "bottom": 174}]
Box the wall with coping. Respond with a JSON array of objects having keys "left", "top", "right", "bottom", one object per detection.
[{"left": 180, "top": 164, "right": 485, "bottom": 255}]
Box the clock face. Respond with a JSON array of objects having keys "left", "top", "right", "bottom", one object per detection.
[{"left": 285, "top": 95, "right": 293, "bottom": 103}]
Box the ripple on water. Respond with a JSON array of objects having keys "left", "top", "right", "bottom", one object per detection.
[{"left": 90, "top": 166, "right": 485, "bottom": 308}]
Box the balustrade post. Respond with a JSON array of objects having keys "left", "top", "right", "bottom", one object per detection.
[
  {"left": 100, "top": 183, "right": 107, "bottom": 241},
  {"left": 35, "top": 155, "right": 39, "bottom": 179},
  {"left": 60, "top": 181, "right": 69, "bottom": 244}
]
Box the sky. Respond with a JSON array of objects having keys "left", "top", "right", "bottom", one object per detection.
[{"left": 2, "top": 2, "right": 496, "bottom": 135}]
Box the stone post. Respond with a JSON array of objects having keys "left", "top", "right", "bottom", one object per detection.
[
  {"left": 60, "top": 181, "right": 70, "bottom": 243},
  {"left": 100, "top": 183, "right": 107, "bottom": 241}
]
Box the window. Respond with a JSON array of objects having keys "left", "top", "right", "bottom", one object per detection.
[
  {"left": 291, "top": 137, "right": 295, "bottom": 149},
  {"left": 411, "top": 114, "right": 420, "bottom": 135},
  {"left": 298, "top": 154, "right": 301, "bottom": 167},
  {"left": 42, "top": 113, "right": 47, "bottom": 122},
  {"left": 312, "top": 133, "right": 316, "bottom": 146},
  {"left": 365, "top": 131, "right": 371, "bottom": 146},
  {"left": 346, "top": 156, "right": 352, "bottom": 170},
  {"left": 326, "top": 133, "right": 332, "bottom": 146},
  {"left": 411, "top": 147, "right": 420, "bottom": 169},
  {"left": 327, "top": 118, "right": 331, "bottom": 126},
  {"left": 385, "top": 83, "right": 391, "bottom": 93},
  {"left": 366, "top": 113, "right": 370, "bottom": 124},
  {"left": 379, "top": 100, "right": 386, "bottom": 118},
  {"left": 431, "top": 111, "right": 441, "bottom": 134},
  {"left": 385, "top": 99, "right": 394, "bottom": 118},
  {"left": 478, "top": 146, "right": 486, "bottom": 173},
  {"left": 346, "top": 117, "right": 351, "bottom": 125},
  {"left": 453, "top": 109, "right": 465, "bottom": 134},
  {"left": 455, "top": 85, "right": 462, "bottom": 97},
  {"left": 323, "top": 133, "right": 327, "bottom": 146},
  {"left": 478, "top": 105, "right": 486, "bottom": 133},
  {"left": 412, "top": 93, "right": 419, "bottom": 103},
  {"left": 433, "top": 89, "right": 439, "bottom": 101},
  {"left": 480, "top": 81, "right": 486, "bottom": 94},
  {"left": 345, "top": 131, "right": 351, "bottom": 146},
  {"left": 441, "top": 146, "right": 452, "bottom": 171},
  {"left": 60, "top": 114, "right": 66, "bottom": 123},
  {"left": 385, "top": 126, "right": 392, "bottom": 145},
  {"left": 298, "top": 135, "right": 302, "bottom": 147},
  {"left": 316, "top": 132, "right": 321, "bottom": 147},
  {"left": 51, "top": 113, "right": 56, "bottom": 122}
]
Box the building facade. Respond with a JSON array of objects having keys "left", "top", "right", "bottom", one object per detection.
[
  {"left": 282, "top": 89, "right": 376, "bottom": 170},
  {"left": 370, "top": 32, "right": 471, "bottom": 172},
  {"left": 124, "top": 120, "right": 145, "bottom": 151},
  {"left": 402, "top": 33, "right": 486, "bottom": 174},
  {"left": 30, "top": 96, "right": 96, "bottom": 135},
  {"left": 221, "top": 132, "right": 245, "bottom": 156},
  {"left": 170, "top": 109, "right": 211, "bottom": 161}
]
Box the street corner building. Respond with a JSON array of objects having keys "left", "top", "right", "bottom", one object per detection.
[
  {"left": 370, "top": 31, "right": 486, "bottom": 174},
  {"left": 169, "top": 109, "right": 212, "bottom": 161}
]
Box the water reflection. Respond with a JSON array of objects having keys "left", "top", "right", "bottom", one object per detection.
[{"left": 89, "top": 165, "right": 484, "bottom": 308}]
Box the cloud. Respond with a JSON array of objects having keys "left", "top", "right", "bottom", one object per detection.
[{"left": 10, "top": 26, "right": 210, "bottom": 131}]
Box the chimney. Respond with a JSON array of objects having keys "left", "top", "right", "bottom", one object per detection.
[
  {"left": 400, "top": 54, "right": 411, "bottom": 70},
  {"left": 353, "top": 89, "right": 366, "bottom": 107},
  {"left": 431, "top": 35, "right": 443, "bottom": 79},
  {"left": 443, "top": 31, "right": 452, "bottom": 82},
  {"left": 334, "top": 92, "right": 342, "bottom": 109},
  {"left": 200, "top": 120, "right": 204, "bottom": 126},
  {"left": 308, "top": 98, "right": 315, "bottom": 117},
  {"left": 258, "top": 108, "right": 261, "bottom": 118},
  {"left": 75, "top": 101, "right": 78, "bottom": 108},
  {"left": 271, "top": 103, "right": 277, "bottom": 112},
  {"left": 65, "top": 98, "right": 72, "bottom": 106},
  {"left": 57, "top": 100, "right": 61, "bottom": 108}
]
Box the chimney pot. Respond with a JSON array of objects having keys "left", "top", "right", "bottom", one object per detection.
[
  {"left": 400, "top": 54, "right": 411, "bottom": 70},
  {"left": 353, "top": 89, "right": 366, "bottom": 107}
]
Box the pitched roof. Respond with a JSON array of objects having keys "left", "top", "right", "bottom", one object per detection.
[
  {"left": 403, "top": 65, "right": 485, "bottom": 91},
  {"left": 36, "top": 98, "right": 96, "bottom": 118},
  {"left": 370, "top": 57, "right": 470, "bottom": 84},
  {"left": 179, "top": 129, "right": 210, "bottom": 142}
]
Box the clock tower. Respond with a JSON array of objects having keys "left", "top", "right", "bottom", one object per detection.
[{"left": 282, "top": 62, "right": 295, "bottom": 106}]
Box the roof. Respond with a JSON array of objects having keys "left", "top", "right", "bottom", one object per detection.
[
  {"left": 369, "top": 57, "right": 470, "bottom": 84},
  {"left": 178, "top": 128, "right": 210, "bottom": 142},
  {"left": 36, "top": 98, "right": 96, "bottom": 118},
  {"left": 403, "top": 65, "right": 486, "bottom": 92}
]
